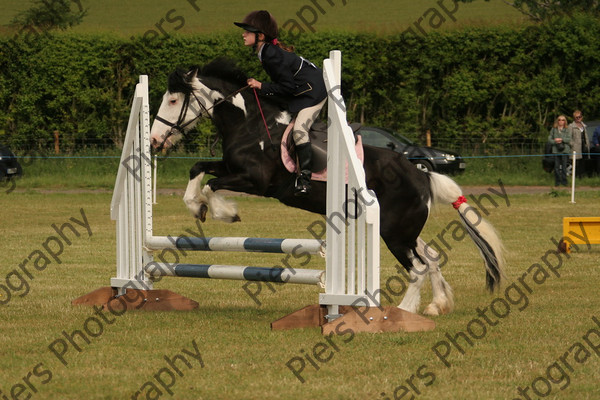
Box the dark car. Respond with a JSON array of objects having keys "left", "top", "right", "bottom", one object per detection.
[
  {"left": 358, "top": 126, "right": 466, "bottom": 174},
  {"left": 0, "top": 145, "right": 23, "bottom": 180}
]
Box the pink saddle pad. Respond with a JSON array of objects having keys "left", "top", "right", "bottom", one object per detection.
[{"left": 280, "top": 122, "right": 364, "bottom": 182}]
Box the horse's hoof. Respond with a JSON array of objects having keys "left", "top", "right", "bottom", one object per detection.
[
  {"left": 424, "top": 301, "right": 452, "bottom": 316},
  {"left": 423, "top": 304, "right": 440, "bottom": 316},
  {"left": 397, "top": 305, "right": 417, "bottom": 314},
  {"left": 199, "top": 204, "right": 208, "bottom": 222},
  {"left": 232, "top": 215, "right": 241, "bottom": 223}
]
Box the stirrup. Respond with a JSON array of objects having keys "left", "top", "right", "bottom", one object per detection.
[{"left": 294, "top": 176, "right": 311, "bottom": 196}]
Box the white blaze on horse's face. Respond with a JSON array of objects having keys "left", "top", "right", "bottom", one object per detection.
[{"left": 150, "top": 91, "right": 187, "bottom": 149}]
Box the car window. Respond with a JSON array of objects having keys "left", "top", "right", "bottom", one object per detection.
[
  {"left": 360, "top": 129, "right": 394, "bottom": 147},
  {"left": 586, "top": 121, "right": 599, "bottom": 135}
]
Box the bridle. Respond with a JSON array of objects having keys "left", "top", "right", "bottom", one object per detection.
[
  {"left": 153, "top": 84, "right": 250, "bottom": 152},
  {"left": 153, "top": 90, "right": 203, "bottom": 152}
]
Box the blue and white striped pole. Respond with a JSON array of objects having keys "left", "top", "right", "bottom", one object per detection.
[
  {"left": 146, "top": 263, "right": 325, "bottom": 286},
  {"left": 146, "top": 236, "right": 325, "bottom": 255}
]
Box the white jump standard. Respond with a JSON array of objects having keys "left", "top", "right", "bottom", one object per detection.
[{"left": 73, "top": 51, "right": 435, "bottom": 334}]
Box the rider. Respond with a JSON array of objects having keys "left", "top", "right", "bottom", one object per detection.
[{"left": 234, "top": 10, "right": 327, "bottom": 196}]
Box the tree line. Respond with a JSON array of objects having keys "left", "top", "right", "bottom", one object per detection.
[{"left": 1, "top": 13, "right": 599, "bottom": 152}]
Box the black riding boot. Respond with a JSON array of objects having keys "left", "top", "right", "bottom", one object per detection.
[{"left": 295, "top": 142, "right": 312, "bottom": 196}]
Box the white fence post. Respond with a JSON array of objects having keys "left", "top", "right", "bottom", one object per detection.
[
  {"left": 570, "top": 150, "right": 576, "bottom": 204},
  {"left": 320, "top": 50, "right": 381, "bottom": 317},
  {"left": 109, "top": 75, "right": 153, "bottom": 293}
]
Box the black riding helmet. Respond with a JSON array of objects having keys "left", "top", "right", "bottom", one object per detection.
[{"left": 234, "top": 10, "right": 278, "bottom": 42}]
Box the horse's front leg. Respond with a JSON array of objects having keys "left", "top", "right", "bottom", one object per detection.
[
  {"left": 183, "top": 161, "right": 240, "bottom": 223},
  {"left": 200, "top": 170, "right": 273, "bottom": 222}
]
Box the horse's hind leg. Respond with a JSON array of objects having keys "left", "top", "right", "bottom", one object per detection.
[
  {"left": 183, "top": 172, "right": 209, "bottom": 221},
  {"left": 381, "top": 230, "right": 429, "bottom": 314},
  {"left": 397, "top": 237, "right": 454, "bottom": 315},
  {"left": 397, "top": 265, "right": 427, "bottom": 314},
  {"left": 418, "top": 238, "right": 454, "bottom": 316},
  {"left": 185, "top": 162, "right": 240, "bottom": 223},
  {"left": 201, "top": 185, "right": 240, "bottom": 223},
  {"left": 423, "top": 263, "right": 454, "bottom": 316}
]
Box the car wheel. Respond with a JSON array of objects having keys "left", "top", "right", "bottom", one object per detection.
[{"left": 413, "top": 160, "right": 433, "bottom": 173}]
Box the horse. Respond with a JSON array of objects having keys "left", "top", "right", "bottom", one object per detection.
[{"left": 149, "top": 58, "right": 505, "bottom": 316}]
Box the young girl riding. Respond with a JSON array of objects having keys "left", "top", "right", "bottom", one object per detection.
[{"left": 234, "top": 10, "right": 327, "bottom": 195}]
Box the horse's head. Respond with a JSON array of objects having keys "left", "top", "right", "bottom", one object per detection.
[
  {"left": 150, "top": 68, "right": 206, "bottom": 150},
  {"left": 151, "top": 58, "right": 261, "bottom": 150}
]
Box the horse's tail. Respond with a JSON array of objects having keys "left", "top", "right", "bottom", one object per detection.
[{"left": 428, "top": 172, "right": 505, "bottom": 292}]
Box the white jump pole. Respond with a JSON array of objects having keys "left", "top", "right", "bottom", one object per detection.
[
  {"left": 320, "top": 50, "right": 380, "bottom": 319},
  {"left": 571, "top": 150, "right": 576, "bottom": 203}
]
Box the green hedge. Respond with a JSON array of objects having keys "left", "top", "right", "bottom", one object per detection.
[{"left": 1, "top": 14, "right": 600, "bottom": 151}]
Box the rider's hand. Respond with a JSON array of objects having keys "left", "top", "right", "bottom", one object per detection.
[{"left": 247, "top": 78, "right": 262, "bottom": 90}]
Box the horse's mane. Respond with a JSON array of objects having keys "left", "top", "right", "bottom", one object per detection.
[
  {"left": 200, "top": 57, "right": 248, "bottom": 88},
  {"left": 167, "top": 57, "right": 248, "bottom": 94}
]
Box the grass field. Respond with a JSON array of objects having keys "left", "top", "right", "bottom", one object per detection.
[
  {"left": 0, "top": 189, "right": 599, "bottom": 399},
  {"left": 1, "top": 0, "right": 526, "bottom": 37}
]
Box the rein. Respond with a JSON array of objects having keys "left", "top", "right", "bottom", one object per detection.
[{"left": 253, "top": 88, "right": 273, "bottom": 146}]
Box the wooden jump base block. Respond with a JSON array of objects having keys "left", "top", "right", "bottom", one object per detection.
[
  {"left": 74, "top": 52, "right": 435, "bottom": 334},
  {"left": 559, "top": 217, "right": 600, "bottom": 253},
  {"left": 72, "top": 287, "right": 198, "bottom": 311},
  {"left": 271, "top": 305, "right": 435, "bottom": 334}
]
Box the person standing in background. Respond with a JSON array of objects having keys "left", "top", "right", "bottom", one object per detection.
[
  {"left": 568, "top": 110, "right": 590, "bottom": 177},
  {"left": 548, "top": 115, "right": 572, "bottom": 186}
]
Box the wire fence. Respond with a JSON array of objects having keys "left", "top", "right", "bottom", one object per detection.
[
  {"left": 432, "top": 139, "right": 544, "bottom": 156},
  {"left": 3, "top": 136, "right": 599, "bottom": 163},
  {"left": 3, "top": 136, "right": 549, "bottom": 156}
]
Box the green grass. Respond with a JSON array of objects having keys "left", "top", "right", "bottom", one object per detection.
[
  {"left": 0, "top": 0, "right": 527, "bottom": 37},
  {"left": 1, "top": 191, "right": 599, "bottom": 399}
]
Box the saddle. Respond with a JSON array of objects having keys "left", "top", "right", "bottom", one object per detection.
[{"left": 281, "top": 120, "right": 364, "bottom": 182}]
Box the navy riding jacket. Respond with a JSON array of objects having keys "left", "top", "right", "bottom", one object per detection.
[{"left": 257, "top": 43, "right": 327, "bottom": 114}]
